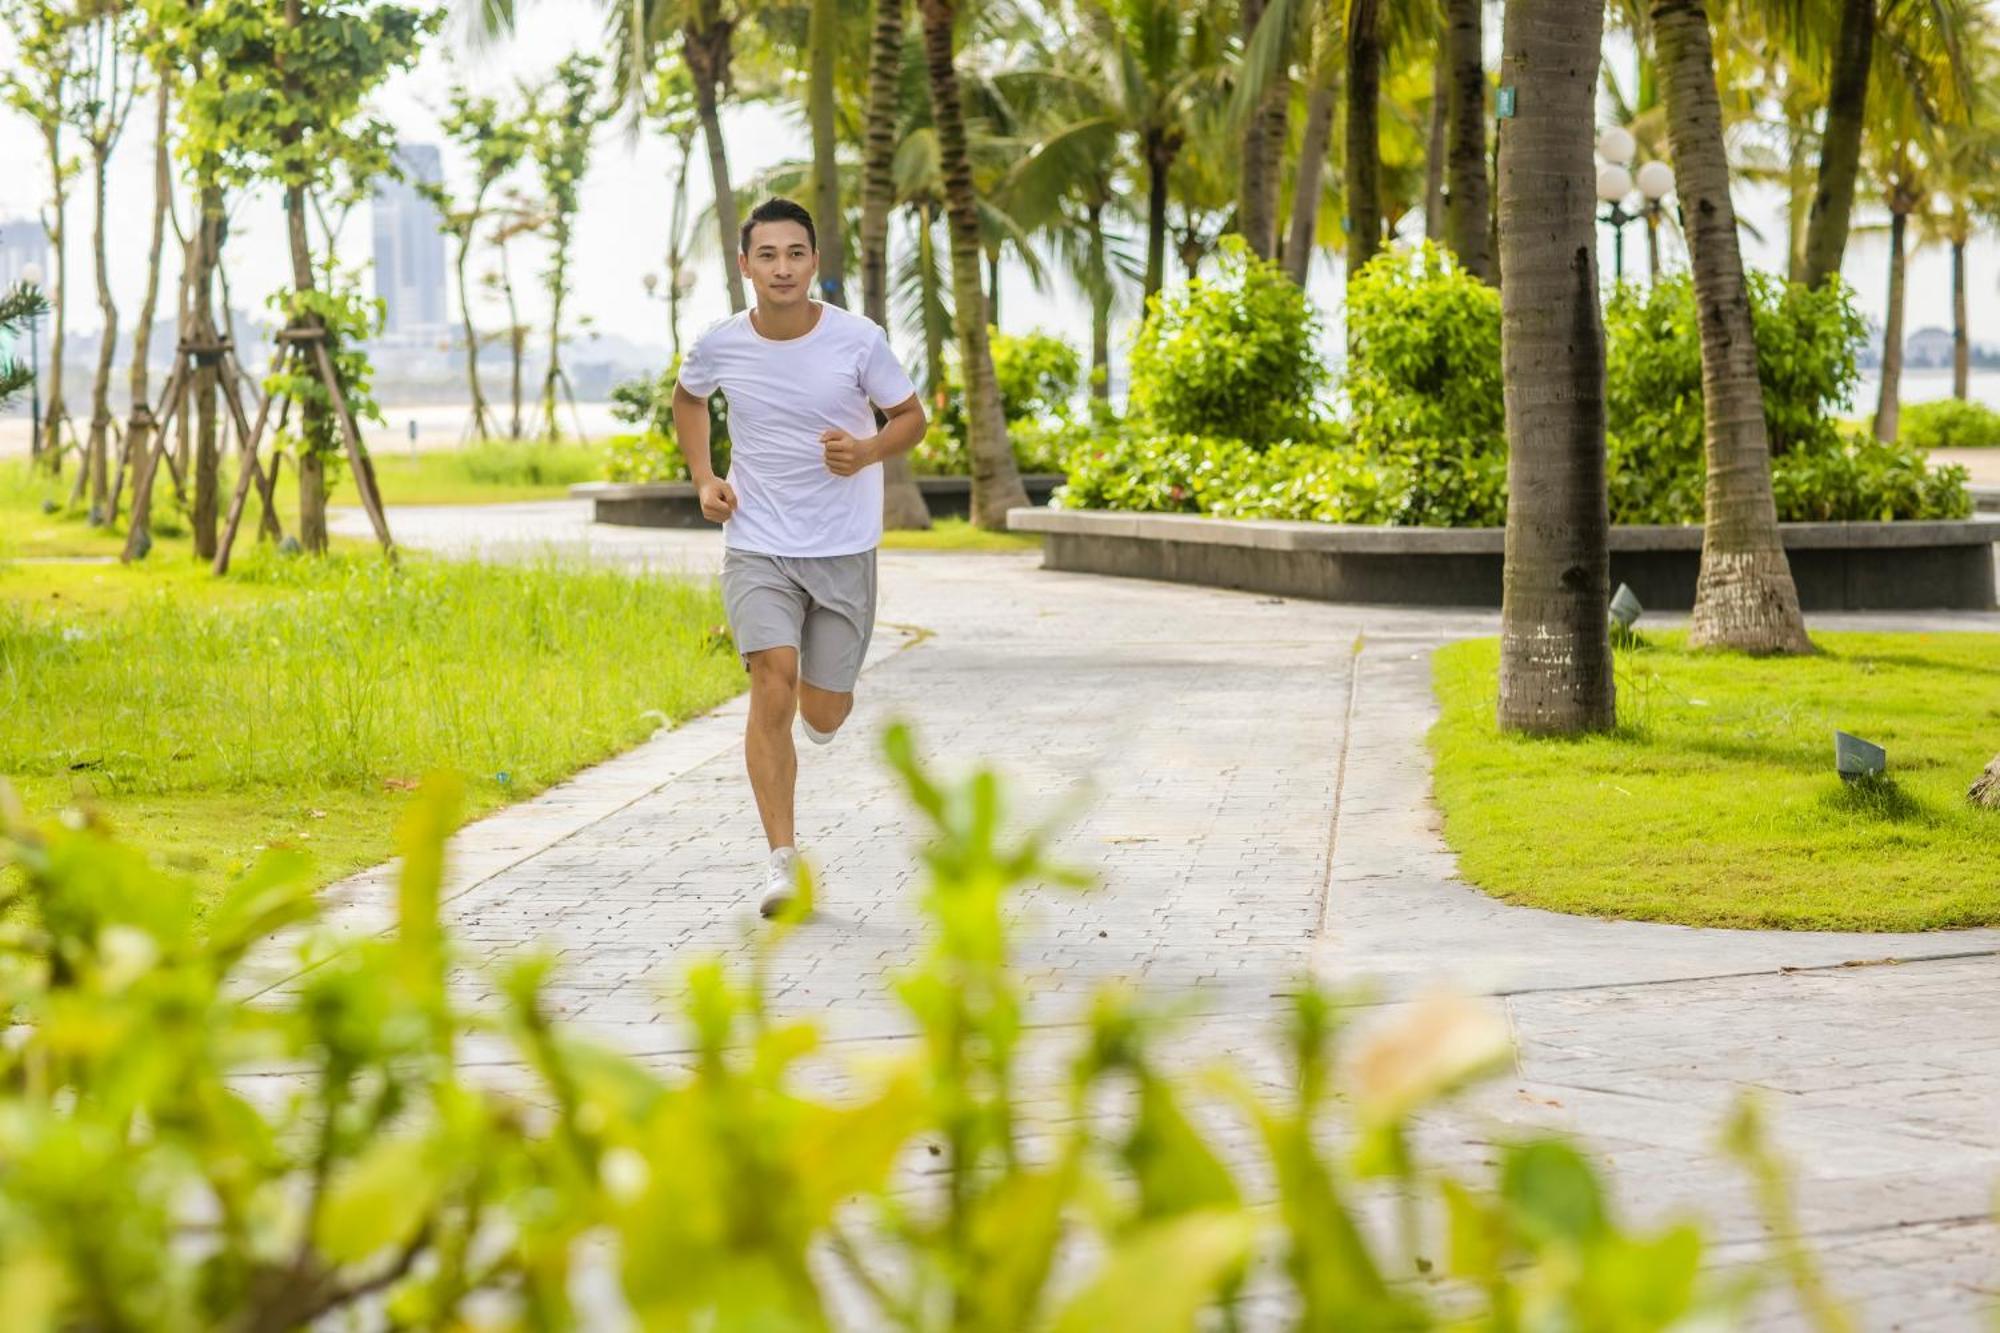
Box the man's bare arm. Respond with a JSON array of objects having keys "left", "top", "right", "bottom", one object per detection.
[
  {"left": 674, "top": 382, "right": 737, "bottom": 521},
  {"left": 821, "top": 394, "right": 928, "bottom": 477}
]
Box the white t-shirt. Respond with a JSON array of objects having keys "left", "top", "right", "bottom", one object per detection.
[{"left": 676, "top": 302, "right": 919, "bottom": 557}]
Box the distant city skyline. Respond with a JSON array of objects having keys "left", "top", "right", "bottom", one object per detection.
[
  {"left": 372, "top": 144, "right": 450, "bottom": 336},
  {"left": 0, "top": 218, "right": 48, "bottom": 292}
]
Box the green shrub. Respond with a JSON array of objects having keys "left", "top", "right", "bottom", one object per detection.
[
  {"left": 604, "top": 430, "right": 688, "bottom": 484},
  {"left": 0, "top": 728, "right": 1847, "bottom": 1328},
  {"left": 923, "top": 330, "right": 1087, "bottom": 476},
  {"left": 608, "top": 358, "right": 730, "bottom": 482},
  {"left": 1771, "top": 439, "right": 1973, "bottom": 521},
  {"left": 453, "top": 438, "right": 604, "bottom": 488},
  {"left": 1127, "top": 236, "right": 1328, "bottom": 445},
  {"left": 1604, "top": 273, "right": 1869, "bottom": 523},
  {"left": 1057, "top": 426, "right": 1452, "bottom": 526},
  {"left": 1902, "top": 397, "right": 2000, "bottom": 450},
  {"left": 1345, "top": 242, "right": 1505, "bottom": 455}
]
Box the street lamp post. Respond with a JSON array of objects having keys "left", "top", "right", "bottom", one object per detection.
[
  {"left": 19, "top": 261, "right": 44, "bottom": 458},
  {"left": 1593, "top": 127, "right": 1675, "bottom": 287}
]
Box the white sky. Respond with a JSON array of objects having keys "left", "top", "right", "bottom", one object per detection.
[{"left": 0, "top": 3, "right": 1990, "bottom": 376}]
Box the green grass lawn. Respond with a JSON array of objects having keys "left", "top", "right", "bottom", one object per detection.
[
  {"left": 1, "top": 546, "right": 743, "bottom": 909},
  {"left": 1430, "top": 632, "right": 2000, "bottom": 931}
]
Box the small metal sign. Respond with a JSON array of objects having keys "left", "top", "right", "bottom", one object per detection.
[
  {"left": 1610, "top": 583, "right": 1643, "bottom": 629},
  {"left": 1497, "top": 86, "right": 1517, "bottom": 119},
  {"left": 1834, "top": 731, "right": 1887, "bottom": 781}
]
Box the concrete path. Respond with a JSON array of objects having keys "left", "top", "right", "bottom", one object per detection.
[{"left": 310, "top": 501, "right": 2000, "bottom": 1329}]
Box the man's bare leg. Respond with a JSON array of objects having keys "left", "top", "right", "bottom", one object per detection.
[
  {"left": 746, "top": 647, "right": 801, "bottom": 851},
  {"left": 797, "top": 679, "right": 854, "bottom": 744}
]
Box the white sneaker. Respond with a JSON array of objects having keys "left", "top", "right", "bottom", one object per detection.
[{"left": 759, "top": 846, "right": 801, "bottom": 919}]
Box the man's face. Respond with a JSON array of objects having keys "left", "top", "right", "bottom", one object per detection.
[{"left": 739, "top": 220, "right": 818, "bottom": 308}]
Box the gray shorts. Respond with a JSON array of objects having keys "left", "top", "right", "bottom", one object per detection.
[{"left": 721, "top": 547, "right": 878, "bottom": 692}]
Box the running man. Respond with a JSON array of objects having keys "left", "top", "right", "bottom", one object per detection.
[{"left": 672, "top": 197, "right": 928, "bottom": 918}]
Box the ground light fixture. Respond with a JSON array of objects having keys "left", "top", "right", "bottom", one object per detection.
[
  {"left": 1610, "top": 583, "right": 1644, "bottom": 630},
  {"left": 1834, "top": 731, "right": 1887, "bottom": 781}
]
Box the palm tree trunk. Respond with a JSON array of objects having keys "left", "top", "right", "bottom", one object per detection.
[
  {"left": 919, "top": 204, "right": 946, "bottom": 395},
  {"left": 1800, "top": 0, "right": 1873, "bottom": 289},
  {"left": 862, "top": 0, "right": 930, "bottom": 530},
  {"left": 1785, "top": 107, "right": 1812, "bottom": 282},
  {"left": 860, "top": 0, "right": 900, "bottom": 331},
  {"left": 1495, "top": 0, "right": 1616, "bottom": 735},
  {"left": 1873, "top": 207, "right": 1907, "bottom": 441},
  {"left": 1425, "top": 55, "right": 1447, "bottom": 242},
  {"left": 919, "top": 0, "right": 1028, "bottom": 529},
  {"left": 1088, "top": 204, "right": 1112, "bottom": 398},
  {"left": 116, "top": 80, "right": 171, "bottom": 536},
  {"left": 1345, "top": 0, "right": 1384, "bottom": 279},
  {"left": 86, "top": 141, "right": 118, "bottom": 524},
  {"left": 809, "top": 0, "right": 846, "bottom": 306},
  {"left": 1143, "top": 132, "right": 1173, "bottom": 299},
  {"left": 1444, "top": 0, "right": 1492, "bottom": 280},
  {"left": 687, "top": 8, "right": 745, "bottom": 313},
  {"left": 1288, "top": 74, "right": 1338, "bottom": 284},
  {"left": 1972, "top": 752, "right": 2000, "bottom": 808},
  {"left": 1653, "top": 0, "right": 1810, "bottom": 653},
  {"left": 1238, "top": 0, "right": 1286, "bottom": 259},
  {"left": 1952, "top": 232, "right": 1969, "bottom": 400}
]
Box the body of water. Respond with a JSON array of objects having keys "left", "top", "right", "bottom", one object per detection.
[{"left": 1852, "top": 368, "right": 2000, "bottom": 415}]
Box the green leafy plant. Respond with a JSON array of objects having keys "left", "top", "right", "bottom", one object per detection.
[
  {"left": 0, "top": 730, "right": 1860, "bottom": 1328},
  {"left": 1127, "top": 236, "right": 1328, "bottom": 447},
  {"left": 1604, "top": 273, "right": 1899, "bottom": 524},
  {"left": 606, "top": 358, "right": 729, "bottom": 482},
  {"left": 1901, "top": 397, "right": 2000, "bottom": 450},
  {"left": 921, "top": 331, "right": 1086, "bottom": 476}
]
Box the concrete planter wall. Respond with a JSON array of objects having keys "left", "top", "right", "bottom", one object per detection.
[
  {"left": 572, "top": 474, "right": 1066, "bottom": 528},
  {"left": 1005, "top": 508, "right": 2000, "bottom": 611}
]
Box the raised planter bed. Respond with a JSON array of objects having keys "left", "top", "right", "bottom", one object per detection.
[
  {"left": 1005, "top": 508, "right": 2000, "bottom": 611},
  {"left": 572, "top": 473, "right": 1066, "bottom": 528}
]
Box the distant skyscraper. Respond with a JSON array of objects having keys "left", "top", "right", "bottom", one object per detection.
[
  {"left": 371, "top": 144, "right": 448, "bottom": 335},
  {"left": 0, "top": 218, "right": 50, "bottom": 291}
]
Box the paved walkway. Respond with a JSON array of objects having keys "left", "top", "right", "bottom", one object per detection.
[{"left": 303, "top": 501, "right": 2000, "bottom": 1329}]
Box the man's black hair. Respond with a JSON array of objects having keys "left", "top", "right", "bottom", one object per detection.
[{"left": 740, "top": 197, "right": 817, "bottom": 254}]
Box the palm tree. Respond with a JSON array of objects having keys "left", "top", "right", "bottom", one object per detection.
[
  {"left": 1236, "top": 0, "right": 1296, "bottom": 258},
  {"left": 1346, "top": 0, "right": 1385, "bottom": 276},
  {"left": 1864, "top": 70, "right": 1928, "bottom": 442},
  {"left": 1071, "top": 0, "right": 1227, "bottom": 301},
  {"left": 1799, "top": 0, "right": 1875, "bottom": 288},
  {"left": 1495, "top": 0, "right": 1615, "bottom": 735},
  {"left": 1283, "top": 1, "right": 1342, "bottom": 283},
  {"left": 861, "top": 0, "right": 931, "bottom": 529},
  {"left": 1936, "top": 128, "right": 1998, "bottom": 399},
  {"left": 1442, "top": 0, "right": 1491, "bottom": 279},
  {"left": 1652, "top": 0, "right": 1811, "bottom": 653},
  {"left": 917, "top": 0, "right": 1028, "bottom": 527},
  {"left": 1006, "top": 82, "right": 1131, "bottom": 393},
  {"left": 807, "top": 0, "right": 849, "bottom": 306}
]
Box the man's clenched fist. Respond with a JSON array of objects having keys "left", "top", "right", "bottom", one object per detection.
[
  {"left": 697, "top": 477, "right": 739, "bottom": 523},
  {"left": 820, "top": 428, "right": 879, "bottom": 477}
]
